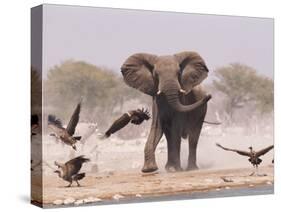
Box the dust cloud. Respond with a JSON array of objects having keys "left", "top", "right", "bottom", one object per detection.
[{"left": 31, "top": 116, "right": 273, "bottom": 176}]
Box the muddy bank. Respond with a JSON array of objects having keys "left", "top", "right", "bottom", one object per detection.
[
  {"left": 32, "top": 166, "right": 274, "bottom": 207},
  {"left": 41, "top": 185, "right": 273, "bottom": 208}
]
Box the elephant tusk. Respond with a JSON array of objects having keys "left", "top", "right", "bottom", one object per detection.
[
  {"left": 157, "top": 90, "right": 162, "bottom": 95},
  {"left": 179, "top": 89, "right": 187, "bottom": 95}
]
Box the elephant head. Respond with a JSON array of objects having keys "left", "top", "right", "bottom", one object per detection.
[{"left": 121, "top": 52, "right": 211, "bottom": 112}]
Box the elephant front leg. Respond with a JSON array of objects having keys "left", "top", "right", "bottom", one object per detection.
[
  {"left": 142, "top": 125, "right": 163, "bottom": 173},
  {"left": 142, "top": 100, "right": 163, "bottom": 173}
]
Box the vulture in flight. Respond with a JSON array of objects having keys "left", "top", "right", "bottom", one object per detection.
[
  {"left": 216, "top": 143, "right": 274, "bottom": 176},
  {"left": 103, "top": 108, "right": 151, "bottom": 138},
  {"left": 48, "top": 101, "right": 82, "bottom": 150},
  {"left": 54, "top": 155, "right": 90, "bottom": 187}
]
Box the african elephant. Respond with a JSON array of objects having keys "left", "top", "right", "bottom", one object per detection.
[{"left": 121, "top": 51, "right": 211, "bottom": 173}]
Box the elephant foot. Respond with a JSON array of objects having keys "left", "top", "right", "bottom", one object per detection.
[
  {"left": 186, "top": 163, "right": 199, "bottom": 171},
  {"left": 142, "top": 162, "right": 158, "bottom": 173},
  {"left": 165, "top": 163, "right": 182, "bottom": 173}
]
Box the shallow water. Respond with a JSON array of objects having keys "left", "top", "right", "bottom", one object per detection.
[{"left": 43, "top": 185, "right": 273, "bottom": 208}]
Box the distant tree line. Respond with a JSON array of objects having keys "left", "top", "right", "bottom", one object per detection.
[
  {"left": 39, "top": 60, "right": 273, "bottom": 137},
  {"left": 43, "top": 60, "right": 150, "bottom": 129},
  {"left": 212, "top": 63, "right": 273, "bottom": 127},
  {"left": 31, "top": 66, "right": 42, "bottom": 114},
  {"left": 213, "top": 63, "right": 273, "bottom": 113}
]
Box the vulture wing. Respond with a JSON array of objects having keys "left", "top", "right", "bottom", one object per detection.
[
  {"left": 48, "top": 115, "right": 63, "bottom": 129},
  {"left": 130, "top": 108, "right": 151, "bottom": 125},
  {"left": 103, "top": 113, "right": 131, "bottom": 138},
  {"left": 65, "top": 155, "right": 90, "bottom": 176},
  {"left": 48, "top": 115, "right": 65, "bottom": 136},
  {"left": 256, "top": 145, "right": 274, "bottom": 157},
  {"left": 66, "top": 102, "right": 81, "bottom": 136},
  {"left": 216, "top": 143, "right": 251, "bottom": 157}
]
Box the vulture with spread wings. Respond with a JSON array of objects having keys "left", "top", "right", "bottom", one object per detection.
[
  {"left": 48, "top": 101, "right": 82, "bottom": 150},
  {"left": 103, "top": 108, "right": 151, "bottom": 138},
  {"left": 216, "top": 143, "right": 274, "bottom": 175},
  {"left": 54, "top": 155, "right": 90, "bottom": 187}
]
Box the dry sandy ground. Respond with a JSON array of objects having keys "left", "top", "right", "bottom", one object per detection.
[
  {"left": 31, "top": 123, "right": 274, "bottom": 207},
  {"left": 31, "top": 165, "right": 274, "bottom": 207}
]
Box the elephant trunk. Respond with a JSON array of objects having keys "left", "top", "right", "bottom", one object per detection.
[{"left": 161, "top": 81, "right": 211, "bottom": 112}]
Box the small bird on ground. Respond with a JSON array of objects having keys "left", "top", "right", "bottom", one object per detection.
[
  {"left": 48, "top": 101, "right": 82, "bottom": 150},
  {"left": 216, "top": 143, "right": 274, "bottom": 176},
  {"left": 54, "top": 155, "right": 90, "bottom": 187},
  {"left": 102, "top": 108, "right": 151, "bottom": 138}
]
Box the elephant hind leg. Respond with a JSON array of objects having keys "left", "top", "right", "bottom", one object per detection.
[
  {"left": 186, "top": 126, "right": 202, "bottom": 171},
  {"left": 165, "top": 126, "right": 182, "bottom": 172},
  {"left": 142, "top": 124, "right": 163, "bottom": 172}
]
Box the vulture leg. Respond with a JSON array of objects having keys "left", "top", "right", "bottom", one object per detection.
[
  {"left": 76, "top": 180, "right": 80, "bottom": 187},
  {"left": 66, "top": 182, "right": 72, "bottom": 187},
  {"left": 255, "top": 165, "right": 267, "bottom": 177},
  {"left": 249, "top": 165, "right": 266, "bottom": 176},
  {"left": 249, "top": 165, "right": 258, "bottom": 176},
  {"left": 72, "top": 144, "right": 77, "bottom": 151},
  {"left": 255, "top": 165, "right": 259, "bottom": 176}
]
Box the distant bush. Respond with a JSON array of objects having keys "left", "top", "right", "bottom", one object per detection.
[
  {"left": 44, "top": 60, "right": 150, "bottom": 138},
  {"left": 213, "top": 63, "right": 273, "bottom": 116},
  {"left": 31, "top": 66, "right": 42, "bottom": 114}
]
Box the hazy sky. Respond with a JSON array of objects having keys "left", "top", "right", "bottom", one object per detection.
[{"left": 42, "top": 4, "right": 274, "bottom": 80}]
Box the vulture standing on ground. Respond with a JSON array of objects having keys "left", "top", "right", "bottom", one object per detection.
[
  {"left": 216, "top": 143, "right": 274, "bottom": 176},
  {"left": 31, "top": 114, "right": 39, "bottom": 136},
  {"left": 103, "top": 108, "right": 151, "bottom": 138},
  {"left": 54, "top": 155, "right": 90, "bottom": 187},
  {"left": 31, "top": 160, "right": 42, "bottom": 171},
  {"left": 48, "top": 101, "right": 82, "bottom": 150}
]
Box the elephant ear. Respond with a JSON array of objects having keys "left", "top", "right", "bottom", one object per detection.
[
  {"left": 121, "top": 53, "right": 158, "bottom": 96},
  {"left": 174, "top": 51, "right": 209, "bottom": 93}
]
